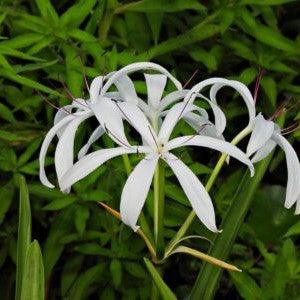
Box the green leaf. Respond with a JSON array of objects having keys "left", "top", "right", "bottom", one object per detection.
[
  {"left": 0, "top": 53, "right": 13, "bottom": 70},
  {"left": 0, "top": 45, "right": 44, "bottom": 61},
  {"left": 0, "top": 68, "right": 61, "bottom": 96},
  {"left": 61, "top": 255, "right": 84, "bottom": 297},
  {"left": 110, "top": 259, "right": 122, "bottom": 288},
  {"left": 0, "top": 184, "right": 14, "bottom": 225},
  {"left": 35, "top": 0, "right": 59, "bottom": 24},
  {"left": 238, "top": 67, "right": 257, "bottom": 85},
  {"left": 240, "top": 0, "right": 296, "bottom": 4},
  {"left": 240, "top": 9, "right": 297, "bottom": 53},
  {"left": 42, "top": 196, "right": 77, "bottom": 210},
  {"left": 20, "top": 240, "right": 44, "bottom": 300},
  {"left": 143, "top": 258, "right": 176, "bottom": 300},
  {"left": 261, "top": 76, "right": 277, "bottom": 107},
  {"left": 191, "top": 153, "right": 274, "bottom": 299},
  {"left": 284, "top": 220, "right": 300, "bottom": 238},
  {"left": 0, "top": 33, "right": 43, "bottom": 49},
  {"left": 68, "top": 29, "right": 97, "bottom": 42},
  {"left": 116, "top": 0, "right": 205, "bottom": 13},
  {"left": 17, "top": 138, "right": 42, "bottom": 166},
  {"left": 74, "top": 205, "right": 90, "bottom": 235},
  {"left": 230, "top": 272, "right": 262, "bottom": 300},
  {"left": 16, "top": 176, "right": 32, "bottom": 300},
  {"left": 0, "top": 102, "right": 16, "bottom": 123},
  {"left": 68, "top": 264, "right": 105, "bottom": 300},
  {"left": 60, "top": 0, "right": 97, "bottom": 28},
  {"left": 139, "top": 23, "right": 219, "bottom": 60}
]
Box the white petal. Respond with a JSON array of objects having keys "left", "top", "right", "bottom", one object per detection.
[
  {"left": 120, "top": 154, "right": 159, "bottom": 231},
  {"left": 39, "top": 115, "right": 75, "bottom": 188},
  {"left": 272, "top": 133, "right": 300, "bottom": 209},
  {"left": 114, "top": 75, "right": 139, "bottom": 104},
  {"left": 91, "top": 97, "right": 130, "bottom": 147},
  {"left": 60, "top": 147, "right": 137, "bottom": 191},
  {"left": 53, "top": 105, "right": 74, "bottom": 138},
  {"left": 78, "top": 125, "right": 105, "bottom": 159},
  {"left": 90, "top": 76, "right": 105, "bottom": 103},
  {"left": 117, "top": 102, "right": 158, "bottom": 148},
  {"left": 166, "top": 135, "right": 254, "bottom": 176},
  {"left": 251, "top": 139, "right": 277, "bottom": 163},
  {"left": 209, "top": 80, "right": 256, "bottom": 126},
  {"left": 145, "top": 74, "right": 167, "bottom": 110},
  {"left": 160, "top": 90, "right": 189, "bottom": 111},
  {"left": 184, "top": 78, "right": 256, "bottom": 126},
  {"left": 158, "top": 102, "right": 194, "bottom": 142},
  {"left": 55, "top": 114, "right": 91, "bottom": 189},
  {"left": 163, "top": 153, "right": 218, "bottom": 232},
  {"left": 184, "top": 112, "right": 225, "bottom": 140},
  {"left": 246, "top": 114, "right": 274, "bottom": 156},
  {"left": 101, "top": 62, "right": 182, "bottom": 95}
]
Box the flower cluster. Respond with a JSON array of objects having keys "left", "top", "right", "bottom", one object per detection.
[{"left": 40, "top": 62, "right": 300, "bottom": 233}]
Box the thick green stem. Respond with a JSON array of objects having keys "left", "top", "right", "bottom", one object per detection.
[
  {"left": 153, "top": 161, "right": 165, "bottom": 257},
  {"left": 165, "top": 127, "right": 251, "bottom": 253}
]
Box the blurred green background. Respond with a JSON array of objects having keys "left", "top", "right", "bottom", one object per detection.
[{"left": 0, "top": 0, "right": 299, "bottom": 299}]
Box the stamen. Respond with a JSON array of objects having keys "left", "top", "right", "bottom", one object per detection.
[
  {"left": 57, "top": 75, "right": 89, "bottom": 108},
  {"left": 147, "top": 125, "right": 160, "bottom": 152},
  {"left": 114, "top": 101, "right": 131, "bottom": 122},
  {"left": 253, "top": 68, "right": 265, "bottom": 104},
  {"left": 183, "top": 69, "right": 199, "bottom": 89},
  {"left": 182, "top": 123, "right": 212, "bottom": 144},
  {"left": 35, "top": 90, "right": 72, "bottom": 115},
  {"left": 103, "top": 123, "right": 130, "bottom": 148},
  {"left": 176, "top": 92, "right": 196, "bottom": 124},
  {"left": 281, "top": 122, "right": 300, "bottom": 135}
]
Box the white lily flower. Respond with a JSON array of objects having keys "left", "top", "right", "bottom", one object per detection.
[
  {"left": 59, "top": 100, "right": 254, "bottom": 233},
  {"left": 246, "top": 114, "right": 300, "bottom": 213}
]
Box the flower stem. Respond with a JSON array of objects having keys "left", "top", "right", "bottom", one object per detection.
[
  {"left": 165, "top": 127, "right": 251, "bottom": 253},
  {"left": 153, "top": 161, "right": 165, "bottom": 257}
]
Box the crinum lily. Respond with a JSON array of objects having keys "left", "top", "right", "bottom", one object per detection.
[
  {"left": 59, "top": 99, "right": 254, "bottom": 232},
  {"left": 246, "top": 113, "right": 300, "bottom": 214},
  {"left": 39, "top": 62, "right": 180, "bottom": 189}
]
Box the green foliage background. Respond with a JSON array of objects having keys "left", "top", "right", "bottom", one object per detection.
[{"left": 0, "top": 0, "right": 299, "bottom": 299}]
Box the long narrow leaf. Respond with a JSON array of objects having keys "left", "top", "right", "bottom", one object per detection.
[
  {"left": 143, "top": 258, "right": 177, "bottom": 300},
  {"left": 16, "top": 176, "right": 32, "bottom": 300},
  {"left": 20, "top": 240, "right": 45, "bottom": 300},
  {"left": 191, "top": 154, "right": 274, "bottom": 299}
]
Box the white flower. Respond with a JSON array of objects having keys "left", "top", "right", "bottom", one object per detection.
[
  {"left": 59, "top": 99, "right": 254, "bottom": 232},
  {"left": 246, "top": 113, "right": 300, "bottom": 214}
]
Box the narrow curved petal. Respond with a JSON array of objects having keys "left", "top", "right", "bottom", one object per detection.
[
  {"left": 145, "top": 74, "right": 167, "bottom": 110},
  {"left": 114, "top": 75, "right": 139, "bottom": 104},
  {"left": 39, "top": 115, "right": 75, "bottom": 188},
  {"left": 120, "top": 154, "right": 159, "bottom": 231},
  {"left": 209, "top": 80, "right": 256, "bottom": 126},
  {"left": 247, "top": 114, "right": 274, "bottom": 156},
  {"left": 272, "top": 133, "right": 300, "bottom": 209},
  {"left": 91, "top": 97, "right": 130, "bottom": 147},
  {"left": 101, "top": 62, "right": 182, "bottom": 95},
  {"left": 54, "top": 105, "right": 74, "bottom": 138},
  {"left": 160, "top": 90, "right": 189, "bottom": 111},
  {"left": 166, "top": 135, "right": 254, "bottom": 176},
  {"left": 60, "top": 147, "right": 137, "bottom": 191},
  {"left": 118, "top": 102, "right": 158, "bottom": 148},
  {"left": 55, "top": 113, "right": 91, "bottom": 187},
  {"left": 78, "top": 125, "right": 105, "bottom": 159},
  {"left": 90, "top": 76, "right": 105, "bottom": 103},
  {"left": 158, "top": 102, "right": 195, "bottom": 142},
  {"left": 251, "top": 139, "right": 277, "bottom": 163},
  {"left": 163, "top": 152, "right": 218, "bottom": 232},
  {"left": 184, "top": 113, "right": 224, "bottom": 140},
  {"left": 183, "top": 78, "right": 256, "bottom": 126}
]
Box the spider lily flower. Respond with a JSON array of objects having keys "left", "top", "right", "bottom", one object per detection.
[
  {"left": 246, "top": 114, "right": 300, "bottom": 214},
  {"left": 59, "top": 99, "right": 254, "bottom": 232}
]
